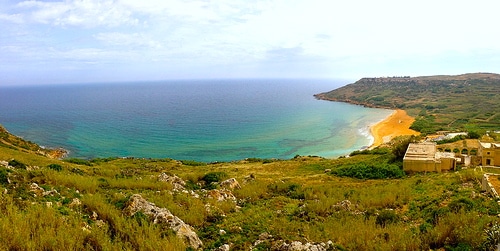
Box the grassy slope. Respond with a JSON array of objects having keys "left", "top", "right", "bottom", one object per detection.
[
  {"left": 1, "top": 128, "right": 500, "bottom": 250},
  {"left": 314, "top": 73, "right": 500, "bottom": 133}
]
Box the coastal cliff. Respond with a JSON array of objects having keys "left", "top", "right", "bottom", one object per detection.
[
  {"left": 0, "top": 125, "right": 67, "bottom": 159},
  {"left": 315, "top": 73, "right": 500, "bottom": 133}
]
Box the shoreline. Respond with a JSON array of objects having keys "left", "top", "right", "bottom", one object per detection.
[{"left": 368, "top": 109, "right": 419, "bottom": 149}]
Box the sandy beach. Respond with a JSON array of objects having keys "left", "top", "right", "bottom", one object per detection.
[{"left": 369, "top": 109, "right": 419, "bottom": 148}]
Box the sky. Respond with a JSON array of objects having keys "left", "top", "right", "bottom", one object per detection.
[{"left": 1, "top": 0, "right": 500, "bottom": 85}]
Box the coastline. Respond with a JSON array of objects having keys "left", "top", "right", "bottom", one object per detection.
[{"left": 369, "top": 109, "right": 419, "bottom": 149}]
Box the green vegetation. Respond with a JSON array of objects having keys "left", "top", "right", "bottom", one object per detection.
[
  {"left": 332, "top": 162, "right": 404, "bottom": 179},
  {"left": 0, "top": 126, "right": 499, "bottom": 250},
  {"left": 315, "top": 73, "right": 500, "bottom": 134}
]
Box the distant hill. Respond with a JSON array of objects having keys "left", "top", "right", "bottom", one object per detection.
[{"left": 315, "top": 73, "right": 500, "bottom": 134}]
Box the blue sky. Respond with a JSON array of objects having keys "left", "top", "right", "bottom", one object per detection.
[{"left": 1, "top": 0, "right": 500, "bottom": 85}]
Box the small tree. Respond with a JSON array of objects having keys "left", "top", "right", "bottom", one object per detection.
[{"left": 391, "top": 135, "right": 418, "bottom": 162}]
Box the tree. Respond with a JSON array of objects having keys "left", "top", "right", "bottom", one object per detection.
[{"left": 391, "top": 135, "right": 418, "bottom": 162}]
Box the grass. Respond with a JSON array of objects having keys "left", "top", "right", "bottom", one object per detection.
[{"left": 0, "top": 130, "right": 499, "bottom": 250}]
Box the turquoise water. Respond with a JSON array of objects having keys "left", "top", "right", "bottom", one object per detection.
[{"left": 0, "top": 79, "right": 393, "bottom": 162}]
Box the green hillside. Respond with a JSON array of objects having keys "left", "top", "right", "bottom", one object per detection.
[
  {"left": 315, "top": 73, "right": 500, "bottom": 134},
  {"left": 1, "top": 125, "right": 500, "bottom": 250}
]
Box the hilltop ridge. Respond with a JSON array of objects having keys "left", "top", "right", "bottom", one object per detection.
[{"left": 315, "top": 73, "right": 500, "bottom": 133}]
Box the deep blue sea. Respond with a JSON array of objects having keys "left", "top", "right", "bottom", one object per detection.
[{"left": 0, "top": 79, "right": 392, "bottom": 162}]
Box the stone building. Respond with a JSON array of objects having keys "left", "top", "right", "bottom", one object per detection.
[
  {"left": 403, "top": 142, "right": 457, "bottom": 172},
  {"left": 479, "top": 142, "right": 500, "bottom": 166}
]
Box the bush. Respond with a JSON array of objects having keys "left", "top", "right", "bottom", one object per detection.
[
  {"left": 376, "top": 210, "right": 399, "bottom": 228},
  {"left": 246, "top": 158, "right": 275, "bottom": 163},
  {"left": 0, "top": 168, "right": 9, "bottom": 185},
  {"left": 332, "top": 162, "right": 404, "bottom": 179},
  {"left": 350, "top": 147, "right": 391, "bottom": 156},
  {"left": 201, "top": 172, "right": 228, "bottom": 184},
  {"left": 180, "top": 160, "right": 206, "bottom": 166},
  {"left": 47, "top": 164, "right": 63, "bottom": 172},
  {"left": 448, "top": 197, "right": 474, "bottom": 213},
  {"left": 65, "top": 158, "right": 92, "bottom": 166},
  {"left": 8, "top": 159, "right": 26, "bottom": 169}
]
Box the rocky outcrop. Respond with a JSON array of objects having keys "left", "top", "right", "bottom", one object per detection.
[
  {"left": 206, "top": 189, "right": 236, "bottom": 201},
  {"left": 213, "top": 244, "right": 230, "bottom": 251},
  {"left": 123, "top": 194, "right": 202, "bottom": 249},
  {"left": 252, "top": 233, "right": 336, "bottom": 251},
  {"left": 272, "top": 240, "right": 335, "bottom": 251},
  {"left": 29, "top": 183, "right": 59, "bottom": 197},
  {"left": 220, "top": 178, "right": 241, "bottom": 190},
  {"left": 157, "top": 173, "right": 186, "bottom": 191}
]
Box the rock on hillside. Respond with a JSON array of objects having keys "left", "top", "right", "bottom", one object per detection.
[{"left": 123, "top": 194, "right": 203, "bottom": 249}]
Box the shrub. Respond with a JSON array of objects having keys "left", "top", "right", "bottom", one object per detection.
[
  {"left": 47, "top": 164, "right": 63, "bottom": 172},
  {"left": 8, "top": 159, "right": 26, "bottom": 169},
  {"left": 376, "top": 210, "right": 399, "bottom": 228},
  {"left": 448, "top": 197, "right": 474, "bottom": 213},
  {"left": 350, "top": 147, "right": 391, "bottom": 156},
  {"left": 201, "top": 172, "right": 228, "bottom": 184},
  {"left": 0, "top": 168, "right": 9, "bottom": 185},
  {"left": 180, "top": 160, "right": 206, "bottom": 166},
  {"left": 484, "top": 222, "right": 500, "bottom": 250},
  {"left": 65, "top": 158, "right": 92, "bottom": 166},
  {"left": 332, "top": 162, "right": 404, "bottom": 179}
]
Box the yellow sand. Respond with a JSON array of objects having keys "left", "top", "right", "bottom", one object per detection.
[{"left": 370, "top": 109, "right": 419, "bottom": 148}]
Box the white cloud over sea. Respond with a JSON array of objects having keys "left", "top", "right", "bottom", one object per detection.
[{"left": 1, "top": 0, "right": 500, "bottom": 85}]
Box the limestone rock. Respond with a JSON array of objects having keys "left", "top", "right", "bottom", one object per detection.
[
  {"left": 123, "top": 194, "right": 202, "bottom": 249},
  {"left": 0, "top": 160, "right": 8, "bottom": 167},
  {"left": 30, "top": 183, "right": 45, "bottom": 197},
  {"left": 206, "top": 189, "right": 236, "bottom": 201},
  {"left": 214, "top": 244, "right": 230, "bottom": 251},
  {"left": 158, "top": 173, "right": 186, "bottom": 191},
  {"left": 220, "top": 178, "right": 241, "bottom": 190},
  {"left": 334, "top": 200, "right": 351, "bottom": 211},
  {"left": 69, "top": 198, "right": 82, "bottom": 207},
  {"left": 271, "top": 240, "right": 335, "bottom": 251}
]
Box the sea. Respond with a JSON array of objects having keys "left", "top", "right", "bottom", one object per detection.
[{"left": 0, "top": 79, "right": 393, "bottom": 162}]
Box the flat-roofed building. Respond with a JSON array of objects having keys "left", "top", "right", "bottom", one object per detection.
[
  {"left": 479, "top": 142, "right": 500, "bottom": 166},
  {"left": 403, "top": 142, "right": 456, "bottom": 172}
]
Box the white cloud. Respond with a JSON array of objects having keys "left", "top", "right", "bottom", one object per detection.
[
  {"left": 0, "top": 13, "right": 24, "bottom": 23},
  {"left": 2, "top": 0, "right": 500, "bottom": 83},
  {"left": 15, "top": 0, "right": 138, "bottom": 27},
  {"left": 94, "top": 32, "right": 162, "bottom": 49}
]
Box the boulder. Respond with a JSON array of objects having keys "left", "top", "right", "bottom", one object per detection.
[
  {"left": 0, "top": 160, "right": 8, "bottom": 167},
  {"left": 157, "top": 173, "right": 186, "bottom": 191},
  {"left": 123, "top": 194, "right": 202, "bottom": 250},
  {"left": 214, "top": 244, "right": 230, "bottom": 251},
  {"left": 220, "top": 178, "right": 241, "bottom": 190},
  {"left": 206, "top": 189, "right": 236, "bottom": 201},
  {"left": 29, "top": 183, "right": 45, "bottom": 197},
  {"left": 271, "top": 240, "right": 335, "bottom": 251},
  {"left": 334, "top": 200, "right": 351, "bottom": 211}
]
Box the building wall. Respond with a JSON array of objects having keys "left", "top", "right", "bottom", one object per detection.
[
  {"left": 439, "top": 158, "right": 456, "bottom": 171},
  {"left": 480, "top": 145, "right": 500, "bottom": 166},
  {"left": 403, "top": 159, "right": 438, "bottom": 172}
]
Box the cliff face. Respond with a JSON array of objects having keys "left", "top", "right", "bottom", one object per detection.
[
  {"left": 0, "top": 125, "right": 67, "bottom": 159},
  {"left": 315, "top": 73, "right": 500, "bottom": 132}
]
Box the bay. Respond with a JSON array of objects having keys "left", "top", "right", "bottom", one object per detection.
[{"left": 0, "top": 79, "right": 392, "bottom": 162}]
